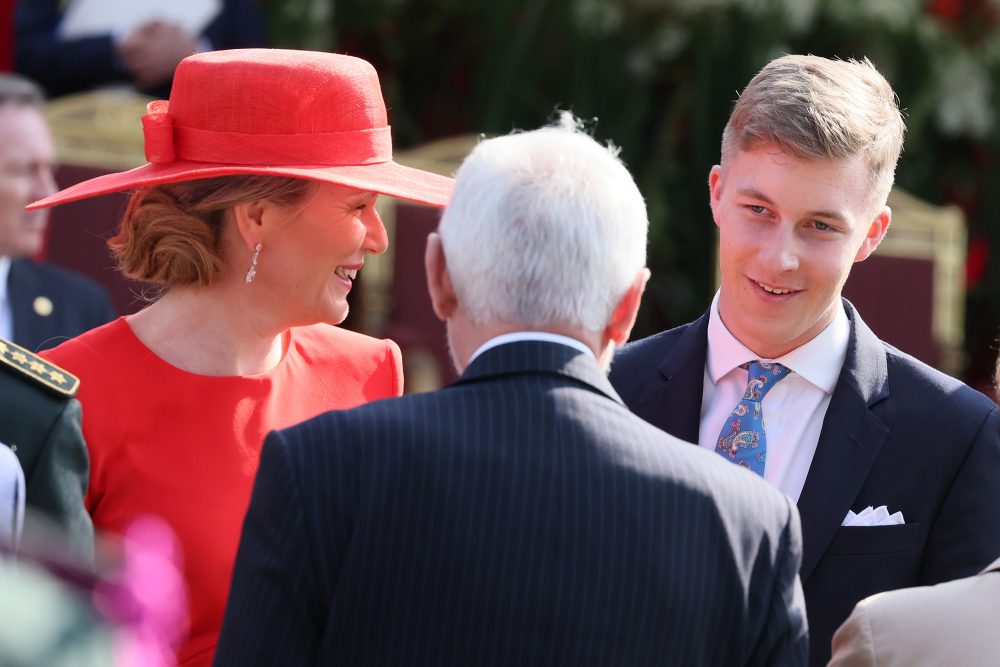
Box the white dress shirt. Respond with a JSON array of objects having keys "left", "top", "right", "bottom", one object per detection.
[
  {"left": 0, "top": 256, "right": 12, "bottom": 342},
  {"left": 699, "top": 291, "right": 849, "bottom": 501},
  {"left": 469, "top": 331, "right": 596, "bottom": 365}
]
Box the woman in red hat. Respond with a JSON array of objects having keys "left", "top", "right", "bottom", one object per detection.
[{"left": 31, "top": 49, "right": 453, "bottom": 667}]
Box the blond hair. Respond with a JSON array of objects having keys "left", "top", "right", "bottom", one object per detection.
[
  {"left": 110, "top": 176, "right": 314, "bottom": 287},
  {"left": 721, "top": 55, "right": 905, "bottom": 209}
]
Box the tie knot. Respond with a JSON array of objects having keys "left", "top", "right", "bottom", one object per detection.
[{"left": 743, "top": 361, "right": 791, "bottom": 401}]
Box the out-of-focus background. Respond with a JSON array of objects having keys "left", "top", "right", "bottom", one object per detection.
[{"left": 5, "top": 0, "right": 1000, "bottom": 397}]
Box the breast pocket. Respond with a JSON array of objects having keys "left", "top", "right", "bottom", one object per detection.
[{"left": 824, "top": 521, "right": 925, "bottom": 555}]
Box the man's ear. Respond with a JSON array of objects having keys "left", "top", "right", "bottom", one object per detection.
[
  {"left": 425, "top": 232, "right": 457, "bottom": 322},
  {"left": 854, "top": 206, "right": 891, "bottom": 263},
  {"left": 605, "top": 268, "right": 651, "bottom": 347},
  {"left": 708, "top": 165, "right": 723, "bottom": 229},
  {"left": 231, "top": 200, "right": 267, "bottom": 251}
]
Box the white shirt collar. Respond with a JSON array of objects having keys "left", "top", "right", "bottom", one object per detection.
[
  {"left": 706, "top": 290, "right": 849, "bottom": 394},
  {"left": 469, "top": 331, "right": 596, "bottom": 364},
  {"left": 0, "top": 256, "right": 11, "bottom": 343}
]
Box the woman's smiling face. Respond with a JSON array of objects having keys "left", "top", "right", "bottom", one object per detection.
[{"left": 253, "top": 182, "right": 388, "bottom": 327}]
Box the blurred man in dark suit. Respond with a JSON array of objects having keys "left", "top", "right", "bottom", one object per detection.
[
  {"left": 0, "top": 73, "right": 115, "bottom": 352},
  {"left": 215, "top": 116, "right": 809, "bottom": 666},
  {"left": 14, "top": 0, "right": 266, "bottom": 98},
  {"left": 609, "top": 54, "right": 1000, "bottom": 666}
]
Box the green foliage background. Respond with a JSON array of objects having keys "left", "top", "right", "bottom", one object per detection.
[{"left": 264, "top": 0, "right": 1000, "bottom": 384}]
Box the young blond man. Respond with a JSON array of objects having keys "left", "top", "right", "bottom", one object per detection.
[{"left": 610, "top": 55, "right": 1000, "bottom": 666}]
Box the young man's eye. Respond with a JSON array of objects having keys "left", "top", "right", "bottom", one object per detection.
[
  {"left": 748, "top": 205, "right": 767, "bottom": 215},
  {"left": 813, "top": 221, "right": 831, "bottom": 231}
]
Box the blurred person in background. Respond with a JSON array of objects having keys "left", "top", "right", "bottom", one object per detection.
[
  {"left": 0, "top": 336, "right": 92, "bottom": 562},
  {"left": 14, "top": 0, "right": 266, "bottom": 98},
  {"left": 609, "top": 54, "right": 1000, "bottom": 666},
  {"left": 0, "top": 73, "right": 115, "bottom": 352},
  {"left": 30, "top": 49, "right": 453, "bottom": 667}
]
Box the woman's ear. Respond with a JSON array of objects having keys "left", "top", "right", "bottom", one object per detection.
[{"left": 231, "top": 200, "right": 267, "bottom": 251}]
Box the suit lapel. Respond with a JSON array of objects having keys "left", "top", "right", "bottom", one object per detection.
[
  {"left": 7, "top": 259, "right": 42, "bottom": 348},
  {"left": 797, "top": 301, "right": 890, "bottom": 582},
  {"left": 632, "top": 312, "right": 709, "bottom": 444},
  {"left": 454, "top": 339, "right": 623, "bottom": 404}
]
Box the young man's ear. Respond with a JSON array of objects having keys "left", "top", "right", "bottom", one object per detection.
[
  {"left": 708, "top": 165, "right": 723, "bottom": 228},
  {"left": 854, "top": 206, "right": 892, "bottom": 263},
  {"left": 425, "top": 232, "right": 457, "bottom": 322}
]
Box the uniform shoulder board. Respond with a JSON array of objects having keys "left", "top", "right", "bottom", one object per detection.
[{"left": 0, "top": 338, "right": 79, "bottom": 397}]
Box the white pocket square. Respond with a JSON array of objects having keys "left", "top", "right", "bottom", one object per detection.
[{"left": 842, "top": 505, "right": 904, "bottom": 527}]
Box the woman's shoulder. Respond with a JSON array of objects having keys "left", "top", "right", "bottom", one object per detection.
[
  {"left": 292, "top": 323, "right": 400, "bottom": 357},
  {"left": 42, "top": 317, "right": 137, "bottom": 370},
  {"left": 290, "top": 324, "right": 403, "bottom": 395}
]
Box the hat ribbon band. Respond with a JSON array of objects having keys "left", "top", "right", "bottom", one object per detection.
[{"left": 142, "top": 112, "right": 393, "bottom": 166}]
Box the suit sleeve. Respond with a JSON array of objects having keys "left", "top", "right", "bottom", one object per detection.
[
  {"left": 749, "top": 495, "right": 809, "bottom": 667},
  {"left": 23, "top": 397, "right": 94, "bottom": 565},
  {"left": 827, "top": 602, "right": 876, "bottom": 667},
  {"left": 204, "top": 0, "right": 267, "bottom": 50},
  {"left": 214, "top": 429, "right": 326, "bottom": 666},
  {"left": 14, "top": 0, "right": 132, "bottom": 97},
  {"left": 920, "top": 405, "right": 1000, "bottom": 583}
]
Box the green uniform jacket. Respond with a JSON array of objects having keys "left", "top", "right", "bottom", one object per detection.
[{"left": 0, "top": 338, "right": 93, "bottom": 562}]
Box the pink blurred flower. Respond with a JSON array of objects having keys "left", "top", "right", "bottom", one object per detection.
[{"left": 92, "top": 516, "right": 188, "bottom": 667}]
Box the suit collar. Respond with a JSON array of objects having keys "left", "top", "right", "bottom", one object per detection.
[
  {"left": 631, "top": 310, "right": 710, "bottom": 444},
  {"left": 797, "top": 299, "right": 891, "bottom": 581},
  {"left": 7, "top": 258, "right": 38, "bottom": 347},
  {"left": 657, "top": 309, "right": 710, "bottom": 382},
  {"left": 983, "top": 556, "right": 1000, "bottom": 575},
  {"left": 455, "top": 339, "right": 622, "bottom": 405}
]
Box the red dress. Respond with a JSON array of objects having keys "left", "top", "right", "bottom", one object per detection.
[{"left": 43, "top": 317, "right": 403, "bottom": 666}]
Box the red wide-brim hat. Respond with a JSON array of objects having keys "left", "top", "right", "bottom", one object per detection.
[{"left": 28, "top": 49, "right": 454, "bottom": 210}]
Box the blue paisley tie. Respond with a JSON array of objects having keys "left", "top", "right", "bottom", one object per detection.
[{"left": 715, "top": 361, "right": 791, "bottom": 476}]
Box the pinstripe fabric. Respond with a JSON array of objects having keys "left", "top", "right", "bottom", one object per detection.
[{"left": 215, "top": 341, "right": 808, "bottom": 666}]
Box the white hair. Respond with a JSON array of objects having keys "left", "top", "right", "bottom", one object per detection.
[{"left": 439, "top": 114, "right": 648, "bottom": 332}]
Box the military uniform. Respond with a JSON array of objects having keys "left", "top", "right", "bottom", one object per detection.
[{"left": 0, "top": 337, "right": 93, "bottom": 562}]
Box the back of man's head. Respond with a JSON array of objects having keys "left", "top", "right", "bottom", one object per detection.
[
  {"left": 0, "top": 73, "right": 44, "bottom": 111},
  {"left": 439, "top": 114, "right": 648, "bottom": 333},
  {"left": 721, "top": 55, "right": 905, "bottom": 210}
]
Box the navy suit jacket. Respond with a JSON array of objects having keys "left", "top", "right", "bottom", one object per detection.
[
  {"left": 609, "top": 301, "right": 1000, "bottom": 667},
  {"left": 14, "top": 0, "right": 266, "bottom": 98},
  {"left": 216, "top": 341, "right": 808, "bottom": 666},
  {"left": 8, "top": 258, "right": 116, "bottom": 352}
]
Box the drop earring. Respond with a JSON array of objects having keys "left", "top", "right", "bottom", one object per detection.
[{"left": 245, "top": 243, "right": 262, "bottom": 284}]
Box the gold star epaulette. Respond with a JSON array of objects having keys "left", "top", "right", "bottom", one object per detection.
[{"left": 0, "top": 338, "right": 79, "bottom": 397}]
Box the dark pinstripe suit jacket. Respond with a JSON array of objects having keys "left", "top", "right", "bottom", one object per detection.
[{"left": 215, "top": 340, "right": 808, "bottom": 666}]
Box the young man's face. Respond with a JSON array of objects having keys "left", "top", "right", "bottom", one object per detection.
[{"left": 709, "top": 143, "right": 890, "bottom": 359}]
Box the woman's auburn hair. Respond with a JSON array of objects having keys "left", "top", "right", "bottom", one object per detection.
[{"left": 109, "top": 175, "right": 315, "bottom": 287}]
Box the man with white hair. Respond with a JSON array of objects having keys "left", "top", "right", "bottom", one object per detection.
[{"left": 215, "top": 117, "right": 809, "bottom": 666}]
